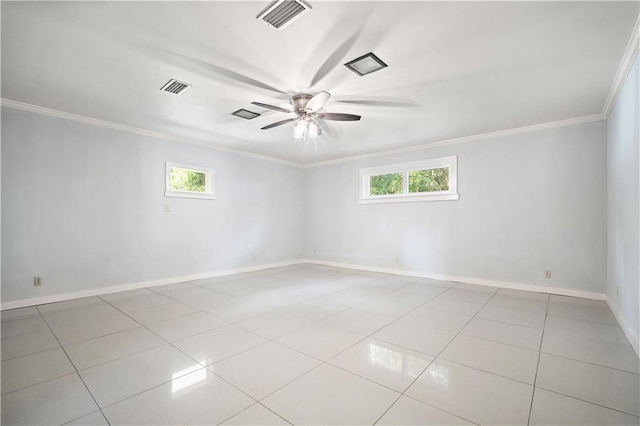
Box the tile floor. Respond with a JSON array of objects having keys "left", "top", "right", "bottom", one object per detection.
[{"left": 1, "top": 264, "right": 639, "bottom": 425}]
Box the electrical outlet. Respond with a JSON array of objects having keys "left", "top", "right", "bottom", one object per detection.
[
  {"left": 394, "top": 257, "right": 400, "bottom": 264},
  {"left": 251, "top": 254, "right": 256, "bottom": 261},
  {"left": 33, "top": 276, "right": 42, "bottom": 286},
  {"left": 544, "top": 270, "right": 552, "bottom": 279},
  {"left": 164, "top": 204, "right": 171, "bottom": 213},
  {"left": 313, "top": 249, "right": 317, "bottom": 256}
]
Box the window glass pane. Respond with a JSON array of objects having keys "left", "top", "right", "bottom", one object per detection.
[
  {"left": 370, "top": 173, "right": 403, "bottom": 195},
  {"left": 409, "top": 167, "right": 449, "bottom": 193},
  {"left": 170, "top": 167, "right": 206, "bottom": 192}
]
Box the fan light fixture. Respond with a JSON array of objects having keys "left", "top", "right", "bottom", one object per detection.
[
  {"left": 251, "top": 92, "right": 360, "bottom": 139},
  {"left": 344, "top": 52, "right": 388, "bottom": 76},
  {"left": 294, "top": 116, "right": 321, "bottom": 139}
]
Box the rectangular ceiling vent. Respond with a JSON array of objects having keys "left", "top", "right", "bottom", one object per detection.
[
  {"left": 160, "top": 79, "right": 191, "bottom": 95},
  {"left": 257, "top": 0, "right": 311, "bottom": 31}
]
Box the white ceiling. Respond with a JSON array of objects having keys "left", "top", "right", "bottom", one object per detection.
[{"left": 2, "top": 1, "right": 638, "bottom": 164}]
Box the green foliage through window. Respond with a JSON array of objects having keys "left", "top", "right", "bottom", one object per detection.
[
  {"left": 370, "top": 173, "right": 403, "bottom": 195},
  {"left": 170, "top": 167, "right": 206, "bottom": 192},
  {"left": 409, "top": 168, "right": 449, "bottom": 193}
]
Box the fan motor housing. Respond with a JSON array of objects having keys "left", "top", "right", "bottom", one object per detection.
[{"left": 290, "top": 94, "right": 313, "bottom": 114}]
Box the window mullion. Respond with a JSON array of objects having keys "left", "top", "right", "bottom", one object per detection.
[{"left": 403, "top": 171, "right": 409, "bottom": 194}]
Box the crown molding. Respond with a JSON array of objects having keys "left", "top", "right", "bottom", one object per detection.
[
  {"left": 305, "top": 113, "right": 606, "bottom": 168},
  {"left": 602, "top": 14, "right": 640, "bottom": 117},
  {"left": 0, "top": 98, "right": 302, "bottom": 168}
]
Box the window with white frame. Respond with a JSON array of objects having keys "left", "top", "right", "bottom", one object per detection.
[
  {"left": 359, "top": 156, "right": 459, "bottom": 203},
  {"left": 165, "top": 162, "right": 215, "bottom": 200}
]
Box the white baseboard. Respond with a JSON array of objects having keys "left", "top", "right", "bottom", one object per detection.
[
  {"left": 0, "top": 260, "right": 305, "bottom": 310},
  {"left": 606, "top": 297, "right": 640, "bottom": 358},
  {"left": 2, "top": 258, "right": 608, "bottom": 311},
  {"left": 302, "top": 259, "right": 607, "bottom": 300}
]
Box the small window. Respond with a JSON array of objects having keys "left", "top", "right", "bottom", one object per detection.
[
  {"left": 165, "top": 162, "right": 215, "bottom": 200},
  {"left": 360, "top": 156, "right": 458, "bottom": 204}
]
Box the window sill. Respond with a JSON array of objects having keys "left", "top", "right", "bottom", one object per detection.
[
  {"left": 359, "top": 193, "right": 459, "bottom": 204},
  {"left": 165, "top": 191, "right": 216, "bottom": 200}
]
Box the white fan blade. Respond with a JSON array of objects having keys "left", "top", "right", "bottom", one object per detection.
[{"left": 305, "top": 91, "right": 331, "bottom": 112}]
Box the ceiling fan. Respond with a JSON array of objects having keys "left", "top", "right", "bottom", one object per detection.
[{"left": 252, "top": 91, "right": 361, "bottom": 139}]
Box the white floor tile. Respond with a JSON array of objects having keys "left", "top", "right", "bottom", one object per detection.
[
  {"left": 102, "top": 369, "right": 254, "bottom": 425},
  {"left": 536, "top": 353, "right": 640, "bottom": 416},
  {"left": 99, "top": 289, "right": 152, "bottom": 303},
  {"left": 406, "top": 359, "right": 533, "bottom": 425},
  {"left": 4, "top": 266, "right": 637, "bottom": 426},
  {"left": 424, "top": 296, "right": 484, "bottom": 316},
  {"left": 275, "top": 323, "right": 364, "bottom": 360},
  {"left": 530, "top": 388, "right": 640, "bottom": 425},
  {"left": 237, "top": 311, "right": 313, "bottom": 339},
  {"left": 488, "top": 289, "right": 549, "bottom": 313},
  {"left": 440, "top": 334, "right": 539, "bottom": 384},
  {"left": 183, "top": 293, "right": 240, "bottom": 310},
  {"left": 2, "top": 307, "right": 40, "bottom": 322},
  {"left": 262, "top": 363, "right": 399, "bottom": 425},
  {"left": 79, "top": 344, "right": 196, "bottom": 407},
  {"left": 125, "top": 301, "right": 198, "bottom": 325},
  {"left": 41, "top": 302, "right": 122, "bottom": 328},
  {"left": 351, "top": 298, "right": 413, "bottom": 318},
  {"left": 544, "top": 316, "right": 629, "bottom": 345},
  {"left": 65, "top": 410, "right": 110, "bottom": 425},
  {"left": 402, "top": 279, "right": 453, "bottom": 295},
  {"left": 147, "top": 311, "right": 227, "bottom": 341},
  {"left": 542, "top": 331, "right": 639, "bottom": 374},
  {"left": 153, "top": 283, "right": 218, "bottom": 301},
  {"left": 173, "top": 325, "right": 268, "bottom": 366},
  {"left": 548, "top": 298, "right": 617, "bottom": 325},
  {"left": 1, "top": 328, "right": 60, "bottom": 361},
  {"left": 379, "top": 290, "right": 435, "bottom": 307},
  {"left": 281, "top": 300, "right": 347, "bottom": 321},
  {"left": 329, "top": 339, "right": 433, "bottom": 392},
  {"left": 403, "top": 307, "right": 472, "bottom": 333},
  {"left": 64, "top": 327, "right": 165, "bottom": 370},
  {"left": 221, "top": 403, "right": 290, "bottom": 425},
  {"left": 462, "top": 317, "right": 543, "bottom": 350},
  {"left": 440, "top": 287, "right": 496, "bottom": 304},
  {"left": 0, "top": 374, "right": 98, "bottom": 426},
  {"left": 210, "top": 341, "right": 320, "bottom": 400},
  {"left": 38, "top": 297, "right": 105, "bottom": 314},
  {"left": 207, "top": 301, "right": 274, "bottom": 322},
  {"left": 108, "top": 292, "right": 174, "bottom": 313},
  {"left": 377, "top": 395, "right": 474, "bottom": 425},
  {"left": 369, "top": 276, "right": 418, "bottom": 289},
  {"left": 2, "top": 347, "right": 75, "bottom": 394},
  {"left": 1, "top": 315, "right": 49, "bottom": 338},
  {"left": 477, "top": 304, "right": 546, "bottom": 328},
  {"left": 322, "top": 308, "right": 396, "bottom": 335},
  {"left": 49, "top": 314, "right": 139, "bottom": 345},
  {"left": 372, "top": 318, "right": 457, "bottom": 356}
]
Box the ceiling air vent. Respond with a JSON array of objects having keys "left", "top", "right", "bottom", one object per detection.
[
  {"left": 160, "top": 79, "right": 191, "bottom": 95},
  {"left": 257, "top": 0, "right": 311, "bottom": 31}
]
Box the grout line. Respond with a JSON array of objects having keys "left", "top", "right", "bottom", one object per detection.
[
  {"left": 372, "top": 285, "right": 499, "bottom": 425},
  {"left": 61, "top": 409, "right": 106, "bottom": 425},
  {"left": 34, "top": 306, "right": 112, "bottom": 425},
  {"left": 4, "top": 265, "right": 635, "bottom": 425},
  {"left": 526, "top": 293, "right": 550, "bottom": 425},
  {"left": 91, "top": 298, "right": 266, "bottom": 417},
  {"left": 537, "top": 350, "right": 640, "bottom": 376},
  {"left": 532, "top": 386, "right": 640, "bottom": 419}
]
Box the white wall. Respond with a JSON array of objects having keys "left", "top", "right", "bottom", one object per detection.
[
  {"left": 1, "top": 108, "right": 304, "bottom": 304},
  {"left": 607, "top": 53, "right": 639, "bottom": 351},
  {"left": 305, "top": 122, "right": 608, "bottom": 295}
]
